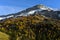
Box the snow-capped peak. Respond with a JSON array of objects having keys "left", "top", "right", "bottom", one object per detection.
[
  {"left": 0, "top": 4, "right": 53, "bottom": 20},
  {"left": 37, "top": 4, "right": 53, "bottom": 11},
  {"left": 0, "top": 4, "right": 60, "bottom": 20}
]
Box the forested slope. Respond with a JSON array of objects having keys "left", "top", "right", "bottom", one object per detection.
[{"left": 0, "top": 14, "right": 60, "bottom": 40}]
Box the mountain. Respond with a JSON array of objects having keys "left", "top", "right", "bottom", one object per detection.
[
  {"left": 0, "top": 4, "right": 55, "bottom": 20},
  {"left": 0, "top": 4, "right": 60, "bottom": 40},
  {"left": 0, "top": 4, "right": 60, "bottom": 20}
]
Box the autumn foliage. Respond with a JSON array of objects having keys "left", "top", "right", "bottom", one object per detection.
[{"left": 0, "top": 14, "right": 60, "bottom": 40}]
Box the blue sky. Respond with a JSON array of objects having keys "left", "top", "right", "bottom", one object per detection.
[{"left": 0, "top": 0, "right": 60, "bottom": 15}]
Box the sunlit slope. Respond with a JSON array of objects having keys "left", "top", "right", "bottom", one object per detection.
[{"left": 0, "top": 32, "right": 9, "bottom": 40}]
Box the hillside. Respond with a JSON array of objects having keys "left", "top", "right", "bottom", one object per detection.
[{"left": 0, "top": 14, "right": 60, "bottom": 40}]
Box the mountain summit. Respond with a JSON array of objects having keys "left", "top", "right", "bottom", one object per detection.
[
  {"left": 0, "top": 4, "right": 60, "bottom": 40},
  {"left": 33, "top": 4, "right": 53, "bottom": 11},
  {"left": 0, "top": 4, "right": 60, "bottom": 20},
  {"left": 26, "top": 4, "right": 52, "bottom": 11}
]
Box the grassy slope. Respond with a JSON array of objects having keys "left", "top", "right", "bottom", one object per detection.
[{"left": 0, "top": 32, "right": 9, "bottom": 40}]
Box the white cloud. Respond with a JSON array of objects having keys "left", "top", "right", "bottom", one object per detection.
[{"left": 0, "top": 6, "right": 23, "bottom": 15}]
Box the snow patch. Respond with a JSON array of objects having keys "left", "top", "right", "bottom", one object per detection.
[
  {"left": 6, "top": 15, "right": 14, "bottom": 18},
  {"left": 0, "top": 17, "right": 5, "bottom": 20},
  {"left": 27, "top": 10, "right": 36, "bottom": 14}
]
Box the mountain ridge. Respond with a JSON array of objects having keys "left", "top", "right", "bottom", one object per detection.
[{"left": 0, "top": 4, "right": 60, "bottom": 20}]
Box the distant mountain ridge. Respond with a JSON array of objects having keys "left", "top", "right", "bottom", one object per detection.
[{"left": 0, "top": 4, "right": 60, "bottom": 20}]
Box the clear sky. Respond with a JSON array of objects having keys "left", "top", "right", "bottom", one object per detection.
[{"left": 0, "top": 0, "right": 60, "bottom": 15}]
